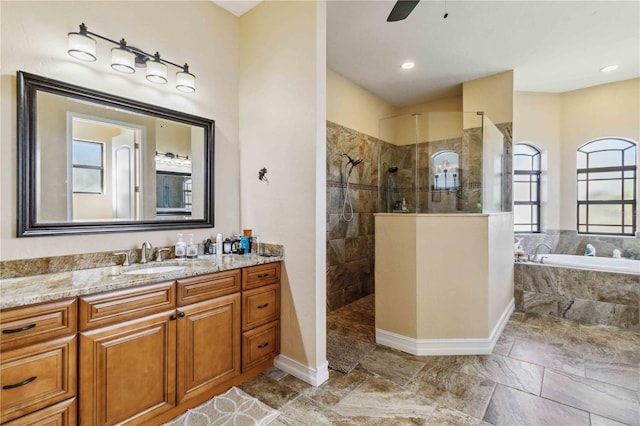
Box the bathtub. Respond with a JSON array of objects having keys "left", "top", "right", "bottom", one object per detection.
[{"left": 538, "top": 254, "right": 640, "bottom": 275}]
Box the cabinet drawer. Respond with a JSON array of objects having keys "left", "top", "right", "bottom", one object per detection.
[
  {"left": 177, "top": 270, "right": 241, "bottom": 306},
  {"left": 1, "top": 298, "right": 77, "bottom": 352},
  {"left": 242, "top": 262, "right": 281, "bottom": 290},
  {"left": 242, "top": 284, "right": 280, "bottom": 331},
  {"left": 79, "top": 281, "right": 175, "bottom": 331},
  {"left": 4, "top": 397, "right": 76, "bottom": 426},
  {"left": 0, "top": 335, "right": 77, "bottom": 424},
  {"left": 242, "top": 321, "right": 280, "bottom": 372}
]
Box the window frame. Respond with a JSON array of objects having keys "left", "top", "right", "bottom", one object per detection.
[
  {"left": 513, "top": 143, "right": 541, "bottom": 233},
  {"left": 72, "top": 139, "right": 105, "bottom": 195},
  {"left": 576, "top": 138, "right": 637, "bottom": 236}
]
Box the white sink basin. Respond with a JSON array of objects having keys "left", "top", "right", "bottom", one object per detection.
[{"left": 123, "top": 266, "right": 186, "bottom": 275}]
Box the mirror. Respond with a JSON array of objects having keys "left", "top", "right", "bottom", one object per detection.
[{"left": 17, "top": 71, "right": 214, "bottom": 236}]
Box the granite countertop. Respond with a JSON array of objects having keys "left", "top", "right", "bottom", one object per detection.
[{"left": 0, "top": 254, "right": 283, "bottom": 310}]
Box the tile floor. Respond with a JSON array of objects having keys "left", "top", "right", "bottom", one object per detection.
[{"left": 240, "top": 295, "right": 640, "bottom": 425}]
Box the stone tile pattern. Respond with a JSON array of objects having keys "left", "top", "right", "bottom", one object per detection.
[
  {"left": 517, "top": 229, "right": 640, "bottom": 260},
  {"left": 326, "top": 121, "right": 512, "bottom": 311},
  {"left": 0, "top": 242, "right": 283, "bottom": 279},
  {"left": 514, "top": 230, "right": 639, "bottom": 329},
  {"left": 240, "top": 295, "right": 640, "bottom": 426}
]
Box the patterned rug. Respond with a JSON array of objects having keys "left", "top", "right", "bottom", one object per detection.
[
  {"left": 326, "top": 331, "right": 376, "bottom": 373},
  {"left": 164, "top": 387, "right": 280, "bottom": 426}
]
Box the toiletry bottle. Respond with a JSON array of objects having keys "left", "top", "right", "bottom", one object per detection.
[
  {"left": 175, "top": 233, "right": 186, "bottom": 260},
  {"left": 186, "top": 233, "right": 198, "bottom": 259},
  {"left": 240, "top": 236, "right": 250, "bottom": 255},
  {"left": 216, "top": 233, "right": 223, "bottom": 256},
  {"left": 223, "top": 238, "right": 232, "bottom": 254},
  {"left": 401, "top": 198, "right": 408, "bottom": 212}
]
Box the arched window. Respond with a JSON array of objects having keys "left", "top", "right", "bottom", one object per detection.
[
  {"left": 431, "top": 151, "right": 459, "bottom": 190},
  {"left": 513, "top": 143, "right": 541, "bottom": 233},
  {"left": 577, "top": 138, "right": 637, "bottom": 235}
]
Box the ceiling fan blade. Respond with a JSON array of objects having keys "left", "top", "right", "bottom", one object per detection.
[{"left": 387, "top": 0, "right": 420, "bottom": 22}]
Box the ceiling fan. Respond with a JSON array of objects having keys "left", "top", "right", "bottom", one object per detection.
[{"left": 387, "top": 0, "right": 421, "bottom": 22}]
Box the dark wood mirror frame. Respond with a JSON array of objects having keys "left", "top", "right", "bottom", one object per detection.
[{"left": 17, "top": 71, "right": 215, "bottom": 237}]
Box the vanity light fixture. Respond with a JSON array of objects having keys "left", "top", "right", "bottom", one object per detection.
[
  {"left": 600, "top": 64, "right": 619, "bottom": 73},
  {"left": 401, "top": 62, "right": 415, "bottom": 70},
  {"left": 67, "top": 23, "right": 196, "bottom": 93}
]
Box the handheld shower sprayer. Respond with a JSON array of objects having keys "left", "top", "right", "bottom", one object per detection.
[{"left": 341, "top": 153, "right": 363, "bottom": 222}]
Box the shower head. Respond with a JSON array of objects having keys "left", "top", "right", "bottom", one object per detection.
[
  {"left": 388, "top": 166, "right": 398, "bottom": 173},
  {"left": 343, "top": 153, "right": 363, "bottom": 167}
]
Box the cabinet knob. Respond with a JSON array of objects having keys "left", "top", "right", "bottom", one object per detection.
[
  {"left": 170, "top": 314, "right": 177, "bottom": 320},
  {"left": 257, "top": 342, "right": 269, "bottom": 349},
  {"left": 257, "top": 303, "right": 269, "bottom": 309},
  {"left": 3, "top": 376, "right": 37, "bottom": 390},
  {"left": 2, "top": 324, "right": 36, "bottom": 334},
  {"left": 178, "top": 312, "right": 186, "bottom": 318}
]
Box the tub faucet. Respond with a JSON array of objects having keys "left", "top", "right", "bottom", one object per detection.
[
  {"left": 140, "top": 241, "right": 153, "bottom": 264},
  {"left": 585, "top": 244, "right": 596, "bottom": 256},
  {"left": 530, "top": 243, "right": 552, "bottom": 262}
]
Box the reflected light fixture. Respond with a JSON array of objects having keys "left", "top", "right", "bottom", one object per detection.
[
  {"left": 67, "top": 23, "right": 196, "bottom": 93},
  {"left": 600, "top": 64, "right": 619, "bottom": 73},
  {"left": 401, "top": 62, "right": 415, "bottom": 70}
]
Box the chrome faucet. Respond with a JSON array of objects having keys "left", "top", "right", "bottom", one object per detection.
[
  {"left": 140, "top": 241, "right": 153, "bottom": 264},
  {"left": 530, "top": 243, "right": 552, "bottom": 262}
]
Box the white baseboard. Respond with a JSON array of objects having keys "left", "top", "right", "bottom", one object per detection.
[
  {"left": 273, "top": 354, "right": 329, "bottom": 387},
  {"left": 376, "top": 298, "right": 515, "bottom": 356}
]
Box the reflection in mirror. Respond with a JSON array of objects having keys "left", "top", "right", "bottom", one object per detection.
[{"left": 18, "top": 71, "right": 214, "bottom": 236}]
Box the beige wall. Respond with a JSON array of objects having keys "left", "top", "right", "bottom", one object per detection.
[
  {"left": 514, "top": 78, "right": 640, "bottom": 232},
  {"left": 487, "top": 213, "right": 515, "bottom": 329},
  {"left": 375, "top": 213, "right": 514, "bottom": 340},
  {"left": 463, "top": 70, "right": 514, "bottom": 126},
  {"left": 513, "top": 91, "right": 562, "bottom": 230},
  {"left": 239, "top": 1, "right": 326, "bottom": 372},
  {"left": 327, "top": 68, "right": 397, "bottom": 138},
  {"left": 0, "top": 1, "right": 240, "bottom": 259},
  {"left": 559, "top": 78, "right": 640, "bottom": 230}
]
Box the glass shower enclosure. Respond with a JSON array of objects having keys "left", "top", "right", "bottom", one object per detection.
[{"left": 377, "top": 112, "right": 510, "bottom": 214}]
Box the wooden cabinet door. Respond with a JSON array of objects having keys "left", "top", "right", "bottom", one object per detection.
[
  {"left": 79, "top": 310, "right": 176, "bottom": 426},
  {"left": 176, "top": 293, "right": 240, "bottom": 404}
]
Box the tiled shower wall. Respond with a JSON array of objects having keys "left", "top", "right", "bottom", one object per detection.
[
  {"left": 326, "top": 121, "right": 392, "bottom": 311},
  {"left": 326, "top": 120, "right": 513, "bottom": 312}
]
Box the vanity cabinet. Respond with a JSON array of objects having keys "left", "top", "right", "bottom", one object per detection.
[
  {"left": 0, "top": 299, "right": 77, "bottom": 425},
  {"left": 1, "top": 260, "right": 281, "bottom": 425},
  {"left": 79, "top": 272, "right": 243, "bottom": 425},
  {"left": 241, "top": 263, "right": 281, "bottom": 372}
]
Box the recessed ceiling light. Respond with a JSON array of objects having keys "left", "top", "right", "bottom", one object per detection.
[
  {"left": 401, "top": 62, "right": 415, "bottom": 70},
  {"left": 600, "top": 64, "right": 619, "bottom": 73}
]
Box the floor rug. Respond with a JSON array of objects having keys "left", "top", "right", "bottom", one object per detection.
[
  {"left": 164, "top": 387, "right": 280, "bottom": 426},
  {"left": 326, "top": 331, "right": 376, "bottom": 373}
]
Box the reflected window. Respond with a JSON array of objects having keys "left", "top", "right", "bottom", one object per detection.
[
  {"left": 72, "top": 139, "right": 104, "bottom": 194},
  {"left": 513, "top": 143, "right": 541, "bottom": 233},
  {"left": 432, "top": 151, "right": 459, "bottom": 190},
  {"left": 577, "top": 138, "right": 637, "bottom": 235}
]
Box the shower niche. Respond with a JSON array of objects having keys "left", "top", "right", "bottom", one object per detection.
[{"left": 377, "top": 111, "right": 509, "bottom": 214}]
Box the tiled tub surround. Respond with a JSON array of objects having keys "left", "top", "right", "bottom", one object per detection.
[
  {"left": 515, "top": 262, "right": 639, "bottom": 329},
  {"left": 517, "top": 229, "right": 640, "bottom": 260},
  {"left": 0, "top": 251, "right": 284, "bottom": 309}
]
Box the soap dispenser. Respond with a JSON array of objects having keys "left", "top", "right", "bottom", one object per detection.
[
  {"left": 175, "top": 233, "right": 186, "bottom": 260},
  {"left": 186, "top": 233, "right": 198, "bottom": 259}
]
